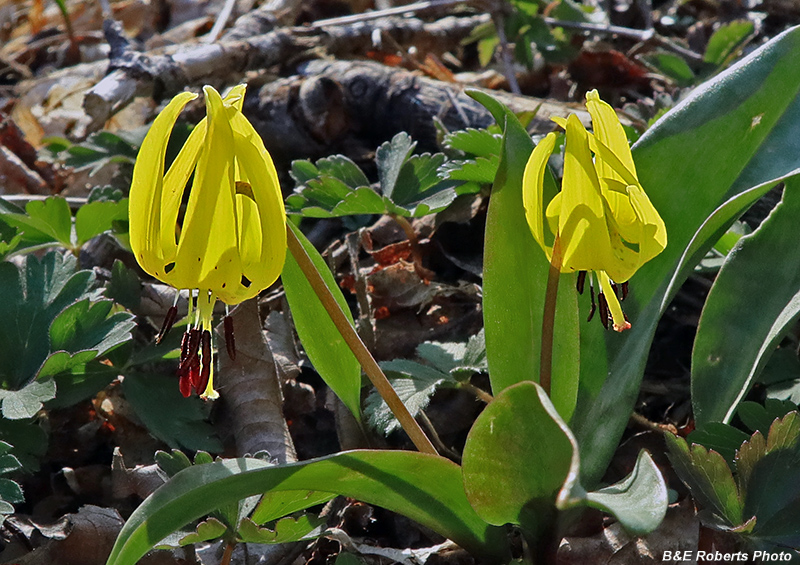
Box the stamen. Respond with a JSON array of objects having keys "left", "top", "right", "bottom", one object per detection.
[
  {"left": 598, "top": 293, "right": 610, "bottom": 330},
  {"left": 199, "top": 330, "right": 212, "bottom": 393},
  {"left": 576, "top": 271, "right": 587, "bottom": 294},
  {"left": 621, "top": 281, "right": 629, "bottom": 301},
  {"left": 179, "top": 328, "right": 202, "bottom": 372},
  {"left": 224, "top": 316, "right": 236, "bottom": 361},
  {"left": 587, "top": 284, "right": 596, "bottom": 322},
  {"left": 156, "top": 306, "right": 178, "bottom": 345}
]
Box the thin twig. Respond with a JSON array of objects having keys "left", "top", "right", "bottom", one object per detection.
[
  {"left": 205, "top": 0, "right": 239, "bottom": 43},
  {"left": 310, "top": 0, "right": 469, "bottom": 28},
  {"left": 542, "top": 17, "right": 704, "bottom": 63},
  {"left": 418, "top": 410, "right": 461, "bottom": 462},
  {"left": 285, "top": 223, "right": 438, "bottom": 455},
  {"left": 389, "top": 214, "right": 435, "bottom": 281},
  {"left": 491, "top": 10, "right": 521, "bottom": 95}
]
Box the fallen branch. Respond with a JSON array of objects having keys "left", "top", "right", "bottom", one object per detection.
[{"left": 82, "top": 14, "right": 491, "bottom": 130}]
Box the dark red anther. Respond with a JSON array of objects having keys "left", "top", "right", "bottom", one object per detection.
[
  {"left": 156, "top": 305, "right": 178, "bottom": 344},
  {"left": 197, "top": 330, "right": 212, "bottom": 394},
  {"left": 179, "top": 328, "right": 201, "bottom": 372},
  {"left": 224, "top": 316, "right": 236, "bottom": 361},
  {"left": 621, "top": 281, "right": 629, "bottom": 301},
  {"left": 179, "top": 372, "right": 192, "bottom": 398},
  {"left": 576, "top": 271, "right": 587, "bottom": 295},
  {"left": 598, "top": 293, "right": 610, "bottom": 330},
  {"left": 179, "top": 329, "right": 191, "bottom": 362},
  {"left": 587, "top": 284, "right": 596, "bottom": 322},
  {"left": 187, "top": 355, "right": 201, "bottom": 394}
]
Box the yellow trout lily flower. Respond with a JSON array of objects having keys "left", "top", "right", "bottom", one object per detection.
[
  {"left": 522, "top": 90, "right": 666, "bottom": 331},
  {"left": 129, "top": 84, "right": 286, "bottom": 397}
]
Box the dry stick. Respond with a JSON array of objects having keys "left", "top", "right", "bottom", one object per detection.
[
  {"left": 539, "top": 235, "right": 563, "bottom": 395},
  {"left": 389, "top": 214, "right": 433, "bottom": 280},
  {"left": 310, "top": 0, "right": 470, "bottom": 28},
  {"left": 285, "top": 224, "right": 438, "bottom": 455}
]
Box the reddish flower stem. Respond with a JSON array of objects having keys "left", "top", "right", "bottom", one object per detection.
[{"left": 540, "top": 235, "right": 563, "bottom": 395}]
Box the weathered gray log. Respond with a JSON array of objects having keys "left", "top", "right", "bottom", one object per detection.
[
  {"left": 83, "top": 13, "right": 491, "bottom": 130},
  {"left": 245, "top": 58, "right": 588, "bottom": 167}
]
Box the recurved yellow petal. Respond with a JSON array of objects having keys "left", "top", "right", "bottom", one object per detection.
[
  {"left": 129, "top": 91, "right": 197, "bottom": 280},
  {"left": 522, "top": 132, "right": 558, "bottom": 258}
]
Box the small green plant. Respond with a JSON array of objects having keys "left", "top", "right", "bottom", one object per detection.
[{"left": 667, "top": 411, "right": 800, "bottom": 551}]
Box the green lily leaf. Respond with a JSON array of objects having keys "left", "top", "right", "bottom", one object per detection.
[
  {"left": 468, "top": 89, "right": 580, "bottom": 421},
  {"left": 573, "top": 25, "right": 800, "bottom": 485},
  {"left": 461, "top": 381, "right": 578, "bottom": 538},
  {"left": 282, "top": 222, "right": 362, "bottom": 423},
  {"left": 693, "top": 179, "right": 800, "bottom": 425},
  {"left": 105, "top": 451, "right": 509, "bottom": 565},
  {"left": 581, "top": 451, "right": 668, "bottom": 535},
  {"left": 462, "top": 381, "right": 667, "bottom": 542}
]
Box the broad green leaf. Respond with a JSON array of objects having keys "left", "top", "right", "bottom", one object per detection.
[
  {"left": 443, "top": 128, "right": 502, "bottom": 158},
  {"left": 581, "top": 451, "right": 668, "bottom": 535},
  {"left": 48, "top": 361, "right": 120, "bottom": 408},
  {"left": 237, "top": 515, "right": 325, "bottom": 543},
  {"left": 155, "top": 449, "right": 193, "bottom": 478},
  {"left": 377, "top": 133, "right": 416, "bottom": 202},
  {"left": 0, "top": 379, "right": 56, "bottom": 420},
  {"left": 704, "top": 20, "right": 755, "bottom": 67},
  {"left": 665, "top": 433, "right": 744, "bottom": 527},
  {"left": 0, "top": 419, "right": 48, "bottom": 472},
  {"left": 104, "top": 260, "right": 142, "bottom": 311},
  {"left": 0, "top": 196, "right": 72, "bottom": 248},
  {"left": 288, "top": 137, "right": 465, "bottom": 218},
  {"left": 105, "top": 451, "right": 509, "bottom": 565},
  {"left": 692, "top": 178, "right": 800, "bottom": 425},
  {"left": 573, "top": 26, "right": 800, "bottom": 485},
  {"left": 75, "top": 199, "right": 129, "bottom": 246},
  {"left": 365, "top": 360, "right": 454, "bottom": 435},
  {"left": 177, "top": 517, "right": 227, "bottom": 545},
  {"left": 0, "top": 478, "right": 23, "bottom": 504},
  {"left": 741, "top": 412, "right": 800, "bottom": 545},
  {"left": 48, "top": 300, "right": 134, "bottom": 354},
  {"left": 0, "top": 252, "right": 126, "bottom": 393},
  {"left": 468, "top": 89, "right": 580, "bottom": 421},
  {"left": 737, "top": 399, "right": 798, "bottom": 435},
  {"left": 282, "top": 222, "right": 362, "bottom": 423},
  {"left": 688, "top": 422, "right": 751, "bottom": 465},
  {"left": 640, "top": 51, "right": 695, "bottom": 86},
  {"left": 121, "top": 372, "right": 223, "bottom": 453},
  {"left": 461, "top": 381, "right": 578, "bottom": 539}
]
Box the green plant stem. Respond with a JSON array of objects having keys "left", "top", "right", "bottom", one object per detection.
[
  {"left": 460, "top": 382, "right": 493, "bottom": 404},
  {"left": 286, "top": 223, "right": 438, "bottom": 455},
  {"left": 539, "top": 235, "right": 563, "bottom": 396},
  {"left": 221, "top": 540, "right": 235, "bottom": 565}
]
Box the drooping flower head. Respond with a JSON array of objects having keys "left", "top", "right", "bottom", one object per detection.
[
  {"left": 129, "top": 84, "right": 286, "bottom": 397},
  {"left": 522, "top": 90, "right": 666, "bottom": 331}
]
